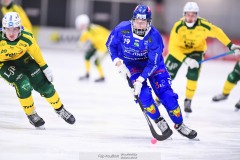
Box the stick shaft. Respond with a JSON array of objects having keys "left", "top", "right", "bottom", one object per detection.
[{"left": 199, "top": 50, "right": 234, "bottom": 64}]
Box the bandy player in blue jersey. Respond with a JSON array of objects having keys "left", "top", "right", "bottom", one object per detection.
[{"left": 106, "top": 4, "right": 197, "bottom": 139}]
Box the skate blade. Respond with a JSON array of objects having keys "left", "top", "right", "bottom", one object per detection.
[
  {"left": 166, "top": 137, "right": 173, "bottom": 140},
  {"left": 170, "top": 137, "right": 200, "bottom": 141},
  {"left": 190, "top": 137, "right": 200, "bottom": 141},
  {"left": 78, "top": 78, "right": 89, "bottom": 81},
  {"left": 35, "top": 125, "right": 45, "bottom": 130}
]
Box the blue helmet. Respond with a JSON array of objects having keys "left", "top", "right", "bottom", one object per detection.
[
  {"left": 132, "top": 4, "right": 152, "bottom": 37},
  {"left": 132, "top": 4, "right": 151, "bottom": 21}
]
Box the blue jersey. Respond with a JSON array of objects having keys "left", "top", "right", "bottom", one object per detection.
[
  {"left": 106, "top": 21, "right": 169, "bottom": 80},
  {"left": 106, "top": 21, "right": 182, "bottom": 124}
]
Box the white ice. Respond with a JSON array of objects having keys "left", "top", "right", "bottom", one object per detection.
[{"left": 0, "top": 49, "right": 239, "bottom": 160}]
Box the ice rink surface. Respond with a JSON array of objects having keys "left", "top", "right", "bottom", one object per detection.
[{"left": 0, "top": 49, "right": 239, "bottom": 160}]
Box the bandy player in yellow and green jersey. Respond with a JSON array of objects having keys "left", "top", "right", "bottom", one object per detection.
[
  {"left": 212, "top": 57, "right": 240, "bottom": 110},
  {"left": 75, "top": 14, "right": 110, "bottom": 82},
  {"left": 0, "top": 12, "right": 75, "bottom": 129},
  {"left": 156, "top": 2, "right": 240, "bottom": 114}
]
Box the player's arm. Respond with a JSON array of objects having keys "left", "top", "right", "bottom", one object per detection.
[
  {"left": 203, "top": 20, "right": 231, "bottom": 46},
  {"left": 204, "top": 20, "right": 240, "bottom": 54},
  {"left": 106, "top": 28, "right": 121, "bottom": 64},
  {"left": 106, "top": 28, "right": 131, "bottom": 78},
  {"left": 27, "top": 35, "right": 54, "bottom": 82},
  {"left": 26, "top": 35, "right": 47, "bottom": 67},
  {"left": 140, "top": 32, "right": 164, "bottom": 80}
]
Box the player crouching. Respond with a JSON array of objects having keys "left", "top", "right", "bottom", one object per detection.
[{"left": 0, "top": 12, "right": 75, "bottom": 129}]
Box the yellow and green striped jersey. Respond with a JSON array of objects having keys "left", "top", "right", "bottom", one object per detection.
[
  {"left": 169, "top": 17, "right": 231, "bottom": 62},
  {"left": 80, "top": 24, "right": 110, "bottom": 53},
  {"left": 0, "top": 29, "right": 46, "bottom": 67}
]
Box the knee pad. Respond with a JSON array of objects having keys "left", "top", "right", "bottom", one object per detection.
[
  {"left": 85, "top": 53, "right": 92, "bottom": 61},
  {"left": 85, "top": 48, "right": 96, "bottom": 60},
  {"left": 159, "top": 89, "right": 179, "bottom": 110},
  {"left": 227, "top": 71, "right": 240, "bottom": 84},
  {"left": 186, "top": 68, "right": 200, "bottom": 81},
  {"left": 37, "top": 82, "right": 55, "bottom": 98},
  {"left": 14, "top": 74, "right": 32, "bottom": 98},
  {"left": 94, "top": 59, "right": 100, "bottom": 66}
]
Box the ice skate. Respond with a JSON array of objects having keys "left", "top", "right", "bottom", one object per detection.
[
  {"left": 79, "top": 73, "right": 89, "bottom": 81},
  {"left": 235, "top": 99, "right": 240, "bottom": 111},
  {"left": 212, "top": 93, "right": 229, "bottom": 102},
  {"left": 155, "top": 117, "right": 173, "bottom": 139},
  {"left": 27, "top": 112, "right": 45, "bottom": 129},
  {"left": 94, "top": 77, "right": 105, "bottom": 82},
  {"left": 184, "top": 99, "right": 192, "bottom": 116},
  {"left": 175, "top": 123, "right": 198, "bottom": 140},
  {"left": 55, "top": 105, "right": 76, "bottom": 124}
]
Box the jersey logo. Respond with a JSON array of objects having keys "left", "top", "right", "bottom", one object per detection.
[
  {"left": 134, "top": 42, "right": 139, "bottom": 47},
  {"left": 22, "top": 103, "right": 34, "bottom": 109},
  {"left": 145, "top": 104, "right": 156, "bottom": 114},
  {"left": 169, "top": 107, "right": 181, "bottom": 117},
  {"left": 3, "top": 66, "right": 15, "bottom": 78},
  {"left": 166, "top": 61, "right": 179, "bottom": 71},
  {"left": 121, "top": 30, "right": 130, "bottom": 34},
  {"left": 0, "top": 49, "right": 7, "bottom": 54},
  {"left": 134, "top": 40, "right": 139, "bottom": 47},
  {"left": 184, "top": 39, "right": 195, "bottom": 49},
  {"left": 155, "top": 79, "right": 166, "bottom": 89}
]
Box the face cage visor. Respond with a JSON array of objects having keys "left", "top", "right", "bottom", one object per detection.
[{"left": 131, "top": 18, "right": 151, "bottom": 36}]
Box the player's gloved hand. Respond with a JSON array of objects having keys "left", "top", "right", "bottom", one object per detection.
[
  {"left": 184, "top": 57, "right": 199, "bottom": 69},
  {"left": 117, "top": 63, "right": 131, "bottom": 79},
  {"left": 231, "top": 44, "right": 240, "bottom": 55},
  {"left": 133, "top": 77, "right": 144, "bottom": 96},
  {"left": 42, "top": 66, "right": 54, "bottom": 82}
]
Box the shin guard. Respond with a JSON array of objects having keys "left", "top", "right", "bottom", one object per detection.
[
  {"left": 223, "top": 80, "right": 236, "bottom": 95},
  {"left": 186, "top": 80, "right": 197, "bottom": 99},
  {"left": 19, "top": 96, "right": 35, "bottom": 115},
  {"left": 45, "top": 91, "right": 62, "bottom": 109}
]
